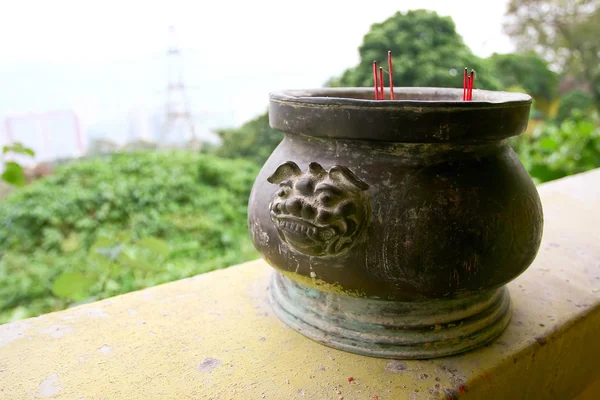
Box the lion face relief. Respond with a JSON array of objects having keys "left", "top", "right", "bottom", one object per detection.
[{"left": 267, "top": 161, "right": 370, "bottom": 258}]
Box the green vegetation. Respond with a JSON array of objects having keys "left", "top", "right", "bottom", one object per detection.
[
  {"left": 212, "top": 112, "right": 283, "bottom": 165},
  {"left": 488, "top": 52, "right": 558, "bottom": 102},
  {"left": 0, "top": 152, "right": 259, "bottom": 322},
  {"left": 327, "top": 10, "right": 501, "bottom": 89},
  {"left": 511, "top": 112, "right": 600, "bottom": 183},
  {"left": 556, "top": 90, "right": 595, "bottom": 123},
  {"left": 2, "top": 143, "right": 35, "bottom": 187},
  {"left": 504, "top": 0, "right": 600, "bottom": 108}
]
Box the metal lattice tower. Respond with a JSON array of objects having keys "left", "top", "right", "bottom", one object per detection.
[{"left": 160, "top": 26, "right": 197, "bottom": 147}]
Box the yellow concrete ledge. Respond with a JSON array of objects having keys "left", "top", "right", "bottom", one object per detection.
[{"left": 1, "top": 169, "right": 600, "bottom": 400}]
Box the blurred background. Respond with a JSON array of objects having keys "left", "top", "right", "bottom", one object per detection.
[{"left": 1, "top": 0, "right": 598, "bottom": 322}]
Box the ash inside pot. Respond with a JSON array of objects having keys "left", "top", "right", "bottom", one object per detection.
[{"left": 283, "top": 87, "right": 531, "bottom": 104}]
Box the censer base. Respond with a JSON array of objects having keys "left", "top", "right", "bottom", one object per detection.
[{"left": 269, "top": 272, "right": 511, "bottom": 359}]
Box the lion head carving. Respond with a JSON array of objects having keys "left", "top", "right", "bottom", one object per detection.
[{"left": 267, "top": 161, "right": 370, "bottom": 258}]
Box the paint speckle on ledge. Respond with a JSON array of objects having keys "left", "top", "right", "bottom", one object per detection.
[
  {"left": 385, "top": 360, "right": 408, "bottom": 373},
  {"left": 0, "top": 321, "right": 30, "bottom": 347},
  {"left": 97, "top": 345, "right": 113, "bottom": 354},
  {"left": 197, "top": 357, "right": 222, "bottom": 373},
  {"left": 39, "top": 324, "right": 74, "bottom": 338},
  {"left": 38, "top": 374, "right": 61, "bottom": 397},
  {"left": 82, "top": 308, "right": 109, "bottom": 318}
]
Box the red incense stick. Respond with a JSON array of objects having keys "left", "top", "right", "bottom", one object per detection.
[
  {"left": 463, "top": 68, "right": 468, "bottom": 101},
  {"left": 388, "top": 51, "right": 395, "bottom": 100},
  {"left": 468, "top": 70, "right": 475, "bottom": 101},
  {"left": 379, "top": 67, "right": 384, "bottom": 100},
  {"left": 373, "top": 61, "right": 379, "bottom": 100},
  {"left": 470, "top": 70, "right": 475, "bottom": 100},
  {"left": 468, "top": 71, "right": 472, "bottom": 101}
]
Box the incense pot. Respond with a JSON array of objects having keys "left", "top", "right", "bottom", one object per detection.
[{"left": 248, "top": 87, "right": 543, "bottom": 359}]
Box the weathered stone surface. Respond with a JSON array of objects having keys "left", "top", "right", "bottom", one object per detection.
[{"left": 1, "top": 169, "right": 600, "bottom": 399}]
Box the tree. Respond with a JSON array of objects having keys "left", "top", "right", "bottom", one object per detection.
[
  {"left": 213, "top": 112, "right": 283, "bottom": 165},
  {"left": 504, "top": 0, "right": 600, "bottom": 106},
  {"left": 489, "top": 52, "right": 559, "bottom": 101},
  {"left": 328, "top": 10, "right": 501, "bottom": 90}
]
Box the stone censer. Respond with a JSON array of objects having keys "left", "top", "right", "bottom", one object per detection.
[{"left": 248, "top": 87, "right": 543, "bottom": 359}]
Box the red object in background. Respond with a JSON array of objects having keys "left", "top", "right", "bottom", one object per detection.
[{"left": 2, "top": 110, "right": 84, "bottom": 159}]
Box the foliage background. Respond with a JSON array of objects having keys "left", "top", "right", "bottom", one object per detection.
[{"left": 0, "top": 152, "right": 258, "bottom": 321}]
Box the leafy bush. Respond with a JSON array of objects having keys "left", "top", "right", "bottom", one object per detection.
[
  {"left": 511, "top": 112, "right": 600, "bottom": 183},
  {"left": 555, "top": 90, "right": 595, "bottom": 123},
  {"left": 1, "top": 143, "right": 35, "bottom": 187},
  {"left": 213, "top": 112, "right": 283, "bottom": 165},
  {"left": 0, "top": 151, "right": 260, "bottom": 322}
]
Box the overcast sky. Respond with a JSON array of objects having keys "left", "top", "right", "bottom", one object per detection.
[{"left": 0, "top": 0, "right": 514, "bottom": 153}]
